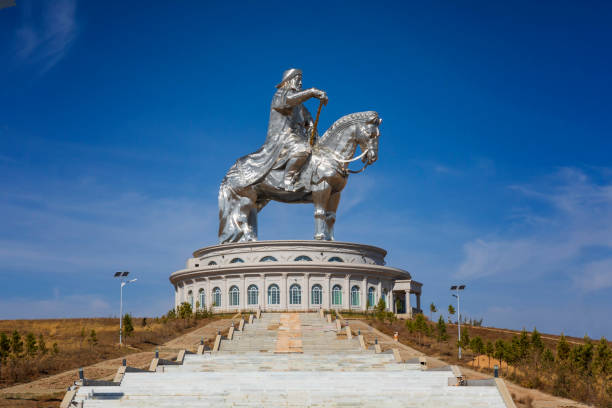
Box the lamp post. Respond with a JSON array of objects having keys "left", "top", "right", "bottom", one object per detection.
[
  {"left": 450, "top": 284, "right": 466, "bottom": 359},
  {"left": 114, "top": 271, "right": 137, "bottom": 346}
]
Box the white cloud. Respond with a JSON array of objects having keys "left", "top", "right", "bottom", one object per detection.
[
  {"left": 14, "top": 0, "right": 78, "bottom": 74},
  {"left": 457, "top": 167, "right": 612, "bottom": 292}
]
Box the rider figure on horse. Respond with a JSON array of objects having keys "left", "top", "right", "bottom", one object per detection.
[{"left": 266, "top": 68, "right": 328, "bottom": 191}]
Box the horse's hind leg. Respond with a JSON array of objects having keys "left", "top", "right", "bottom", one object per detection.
[
  {"left": 312, "top": 182, "right": 331, "bottom": 240},
  {"left": 235, "top": 188, "right": 258, "bottom": 241},
  {"left": 325, "top": 192, "right": 341, "bottom": 241}
]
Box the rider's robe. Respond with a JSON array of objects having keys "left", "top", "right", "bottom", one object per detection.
[{"left": 225, "top": 88, "right": 314, "bottom": 189}]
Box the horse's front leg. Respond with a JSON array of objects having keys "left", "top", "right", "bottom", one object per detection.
[
  {"left": 325, "top": 191, "right": 341, "bottom": 240},
  {"left": 311, "top": 182, "right": 331, "bottom": 240},
  {"left": 238, "top": 188, "right": 258, "bottom": 241}
]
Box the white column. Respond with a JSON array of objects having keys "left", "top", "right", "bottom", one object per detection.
[
  {"left": 344, "top": 274, "right": 351, "bottom": 310},
  {"left": 260, "top": 274, "right": 265, "bottom": 311},
  {"left": 325, "top": 274, "right": 331, "bottom": 310},
  {"left": 206, "top": 278, "right": 211, "bottom": 310},
  {"left": 405, "top": 290, "right": 411, "bottom": 317},
  {"left": 305, "top": 273, "right": 310, "bottom": 311},
  {"left": 222, "top": 277, "right": 227, "bottom": 312},
  {"left": 240, "top": 274, "right": 246, "bottom": 311},
  {"left": 377, "top": 280, "right": 382, "bottom": 307},
  {"left": 361, "top": 276, "right": 367, "bottom": 311},
  {"left": 389, "top": 291, "right": 394, "bottom": 313},
  {"left": 281, "top": 273, "right": 288, "bottom": 310}
]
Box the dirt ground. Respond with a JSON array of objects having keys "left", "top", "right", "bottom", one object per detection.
[{"left": 0, "top": 318, "right": 232, "bottom": 408}]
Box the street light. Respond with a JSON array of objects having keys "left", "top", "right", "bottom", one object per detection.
[
  {"left": 114, "top": 271, "right": 137, "bottom": 346},
  {"left": 450, "top": 284, "right": 466, "bottom": 359}
]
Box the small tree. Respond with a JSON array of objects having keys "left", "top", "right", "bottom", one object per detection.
[
  {"left": 11, "top": 331, "right": 23, "bottom": 356},
  {"left": 557, "top": 334, "right": 571, "bottom": 361},
  {"left": 485, "top": 341, "right": 494, "bottom": 368},
  {"left": 436, "top": 315, "right": 448, "bottom": 342},
  {"left": 25, "top": 333, "right": 37, "bottom": 356},
  {"left": 123, "top": 314, "right": 134, "bottom": 340},
  {"left": 447, "top": 305, "right": 455, "bottom": 323},
  {"left": 88, "top": 330, "right": 98, "bottom": 348},
  {"left": 414, "top": 314, "right": 427, "bottom": 345},
  {"left": 470, "top": 336, "right": 484, "bottom": 367},
  {"left": 494, "top": 339, "right": 506, "bottom": 373},
  {"left": 375, "top": 298, "right": 386, "bottom": 320},
  {"left": 0, "top": 333, "right": 10, "bottom": 360},
  {"left": 79, "top": 327, "right": 86, "bottom": 348},
  {"left": 52, "top": 342, "right": 59, "bottom": 354},
  {"left": 459, "top": 327, "right": 470, "bottom": 352},
  {"left": 178, "top": 302, "right": 193, "bottom": 319},
  {"left": 38, "top": 334, "right": 47, "bottom": 355},
  {"left": 429, "top": 302, "right": 437, "bottom": 321},
  {"left": 141, "top": 317, "right": 148, "bottom": 327},
  {"left": 530, "top": 328, "right": 544, "bottom": 355},
  {"left": 593, "top": 337, "right": 611, "bottom": 376}
]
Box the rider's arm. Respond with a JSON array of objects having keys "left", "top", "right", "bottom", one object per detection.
[{"left": 286, "top": 88, "right": 327, "bottom": 107}]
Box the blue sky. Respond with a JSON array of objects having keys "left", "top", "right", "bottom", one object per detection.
[{"left": 1, "top": 1, "right": 611, "bottom": 338}]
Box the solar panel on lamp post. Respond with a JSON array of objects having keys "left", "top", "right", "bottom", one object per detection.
[
  {"left": 451, "top": 284, "right": 466, "bottom": 359},
  {"left": 114, "top": 271, "right": 137, "bottom": 346}
]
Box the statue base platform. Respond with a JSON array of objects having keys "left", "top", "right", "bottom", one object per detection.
[{"left": 169, "top": 240, "right": 422, "bottom": 315}]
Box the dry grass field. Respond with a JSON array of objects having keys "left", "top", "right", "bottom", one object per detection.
[
  {"left": 366, "top": 316, "right": 611, "bottom": 407},
  {"left": 0, "top": 316, "right": 218, "bottom": 389}
]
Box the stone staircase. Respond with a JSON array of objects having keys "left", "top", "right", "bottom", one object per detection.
[{"left": 67, "top": 312, "right": 512, "bottom": 407}]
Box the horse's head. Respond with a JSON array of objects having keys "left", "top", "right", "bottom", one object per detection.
[{"left": 356, "top": 112, "right": 382, "bottom": 165}]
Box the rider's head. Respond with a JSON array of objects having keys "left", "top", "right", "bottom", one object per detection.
[{"left": 276, "top": 68, "right": 302, "bottom": 91}]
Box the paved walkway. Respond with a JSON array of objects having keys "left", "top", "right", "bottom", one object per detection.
[
  {"left": 275, "top": 313, "right": 303, "bottom": 353},
  {"left": 72, "top": 313, "right": 509, "bottom": 407}
]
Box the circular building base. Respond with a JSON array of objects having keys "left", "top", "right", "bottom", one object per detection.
[{"left": 169, "top": 240, "right": 422, "bottom": 315}]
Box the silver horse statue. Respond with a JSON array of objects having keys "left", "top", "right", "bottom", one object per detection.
[{"left": 218, "top": 111, "right": 381, "bottom": 243}]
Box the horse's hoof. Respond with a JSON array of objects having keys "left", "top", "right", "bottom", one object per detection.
[{"left": 313, "top": 234, "right": 325, "bottom": 240}]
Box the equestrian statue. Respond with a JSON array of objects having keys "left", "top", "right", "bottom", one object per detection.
[{"left": 218, "top": 68, "right": 381, "bottom": 244}]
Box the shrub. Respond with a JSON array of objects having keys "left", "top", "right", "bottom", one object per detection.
[
  {"left": 25, "top": 333, "right": 37, "bottom": 356},
  {"left": 87, "top": 330, "right": 98, "bottom": 347},
  {"left": 10, "top": 331, "right": 23, "bottom": 356},
  {"left": 0, "top": 333, "right": 10, "bottom": 360},
  {"left": 38, "top": 334, "right": 47, "bottom": 355},
  {"left": 122, "top": 314, "right": 134, "bottom": 339},
  {"left": 177, "top": 302, "right": 193, "bottom": 319}
]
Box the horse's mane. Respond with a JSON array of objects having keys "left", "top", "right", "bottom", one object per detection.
[{"left": 319, "top": 111, "right": 378, "bottom": 143}]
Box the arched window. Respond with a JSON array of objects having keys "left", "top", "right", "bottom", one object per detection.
[
  {"left": 289, "top": 284, "right": 301, "bottom": 305},
  {"left": 230, "top": 258, "right": 244, "bottom": 263},
  {"left": 332, "top": 285, "right": 342, "bottom": 306},
  {"left": 247, "top": 284, "right": 258, "bottom": 305},
  {"left": 187, "top": 290, "right": 194, "bottom": 310},
  {"left": 295, "top": 255, "right": 312, "bottom": 262},
  {"left": 351, "top": 285, "right": 360, "bottom": 307},
  {"left": 311, "top": 284, "right": 322, "bottom": 305},
  {"left": 208, "top": 261, "right": 217, "bottom": 266},
  {"left": 268, "top": 284, "right": 280, "bottom": 305},
  {"left": 259, "top": 256, "right": 277, "bottom": 262},
  {"left": 368, "top": 287, "right": 376, "bottom": 308},
  {"left": 229, "top": 285, "right": 240, "bottom": 306},
  {"left": 213, "top": 287, "right": 221, "bottom": 307},
  {"left": 328, "top": 256, "right": 344, "bottom": 262},
  {"left": 198, "top": 288, "right": 205, "bottom": 310}
]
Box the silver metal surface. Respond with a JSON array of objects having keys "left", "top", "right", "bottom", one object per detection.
[{"left": 218, "top": 69, "right": 381, "bottom": 244}]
